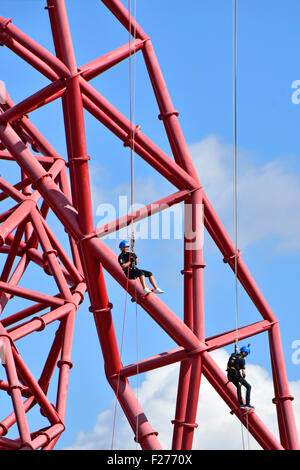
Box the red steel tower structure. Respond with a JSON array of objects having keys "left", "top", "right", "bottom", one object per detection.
[{"left": 0, "top": 0, "right": 298, "bottom": 450}]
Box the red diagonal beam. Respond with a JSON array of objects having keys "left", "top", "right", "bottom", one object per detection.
[
  {"left": 0, "top": 15, "right": 69, "bottom": 78},
  {"left": 80, "top": 38, "right": 144, "bottom": 81},
  {"left": 0, "top": 78, "right": 66, "bottom": 124},
  {"left": 96, "top": 189, "right": 193, "bottom": 238}
]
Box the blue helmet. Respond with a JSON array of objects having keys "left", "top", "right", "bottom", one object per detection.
[
  {"left": 119, "top": 240, "right": 130, "bottom": 249},
  {"left": 240, "top": 346, "right": 250, "bottom": 355}
]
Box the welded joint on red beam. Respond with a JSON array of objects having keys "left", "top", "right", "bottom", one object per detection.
[
  {"left": 63, "top": 299, "right": 79, "bottom": 311},
  {"left": 31, "top": 316, "right": 46, "bottom": 332},
  {"left": 158, "top": 109, "right": 179, "bottom": 121},
  {"left": 180, "top": 269, "right": 192, "bottom": 276},
  {"left": 272, "top": 395, "right": 294, "bottom": 405},
  {"left": 74, "top": 230, "right": 96, "bottom": 245},
  {"left": 171, "top": 419, "right": 198, "bottom": 429},
  {"left": 0, "top": 333, "right": 15, "bottom": 350},
  {"left": 34, "top": 423, "right": 66, "bottom": 448},
  {"left": 123, "top": 125, "right": 141, "bottom": 148},
  {"left": 0, "top": 18, "right": 12, "bottom": 30},
  {"left": 42, "top": 249, "right": 58, "bottom": 263},
  {"left": 262, "top": 320, "right": 278, "bottom": 328},
  {"left": 65, "top": 155, "right": 91, "bottom": 168},
  {"left": 0, "top": 33, "right": 10, "bottom": 48},
  {"left": 31, "top": 172, "right": 54, "bottom": 190},
  {"left": 185, "top": 344, "right": 209, "bottom": 358},
  {"left": 134, "top": 429, "right": 159, "bottom": 444},
  {"left": 89, "top": 302, "right": 113, "bottom": 315},
  {"left": 57, "top": 359, "right": 73, "bottom": 370},
  {"left": 223, "top": 249, "right": 241, "bottom": 264},
  {"left": 4, "top": 382, "right": 23, "bottom": 396},
  {"left": 71, "top": 289, "right": 85, "bottom": 305},
  {"left": 0, "top": 423, "right": 8, "bottom": 436},
  {"left": 189, "top": 263, "right": 206, "bottom": 269},
  {"left": 130, "top": 291, "right": 152, "bottom": 304}
]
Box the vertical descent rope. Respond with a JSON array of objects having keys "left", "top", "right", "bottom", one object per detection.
[
  {"left": 233, "top": 0, "right": 239, "bottom": 355},
  {"left": 111, "top": 0, "right": 138, "bottom": 450},
  {"left": 232, "top": 0, "right": 247, "bottom": 451},
  {"left": 128, "top": 0, "right": 140, "bottom": 448}
]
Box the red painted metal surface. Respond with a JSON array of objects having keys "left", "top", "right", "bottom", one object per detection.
[{"left": 0, "top": 0, "right": 298, "bottom": 450}]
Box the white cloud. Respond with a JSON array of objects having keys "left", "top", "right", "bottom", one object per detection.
[
  {"left": 90, "top": 134, "right": 300, "bottom": 253},
  {"left": 62, "top": 350, "right": 300, "bottom": 450},
  {"left": 190, "top": 135, "right": 300, "bottom": 253}
]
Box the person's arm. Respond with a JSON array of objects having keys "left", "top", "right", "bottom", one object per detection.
[
  {"left": 121, "top": 261, "right": 131, "bottom": 268},
  {"left": 240, "top": 357, "right": 246, "bottom": 377},
  {"left": 119, "top": 254, "right": 130, "bottom": 269}
]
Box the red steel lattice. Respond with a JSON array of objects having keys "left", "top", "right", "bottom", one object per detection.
[{"left": 0, "top": 0, "right": 298, "bottom": 450}]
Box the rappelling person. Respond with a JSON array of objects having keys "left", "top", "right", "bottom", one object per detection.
[
  {"left": 118, "top": 240, "right": 164, "bottom": 295},
  {"left": 226, "top": 345, "right": 254, "bottom": 410}
]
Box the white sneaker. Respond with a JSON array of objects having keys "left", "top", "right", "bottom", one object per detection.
[
  {"left": 143, "top": 287, "right": 152, "bottom": 294},
  {"left": 154, "top": 288, "right": 164, "bottom": 294}
]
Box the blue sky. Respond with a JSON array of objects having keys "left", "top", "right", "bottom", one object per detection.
[{"left": 0, "top": 0, "right": 300, "bottom": 450}]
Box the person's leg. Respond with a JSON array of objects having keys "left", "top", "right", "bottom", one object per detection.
[
  {"left": 149, "top": 275, "right": 158, "bottom": 289},
  {"left": 143, "top": 270, "right": 164, "bottom": 293},
  {"left": 138, "top": 274, "right": 147, "bottom": 289},
  {"left": 231, "top": 377, "right": 243, "bottom": 406},
  {"left": 236, "top": 382, "right": 243, "bottom": 406},
  {"left": 240, "top": 377, "right": 251, "bottom": 405}
]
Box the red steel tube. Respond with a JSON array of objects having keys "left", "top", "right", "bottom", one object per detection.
[
  {"left": 56, "top": 310, "right": 76, "bottom": 420},
  {"left": 0, "top": 78, "right": 66, "bottom": 124},
  {"left": 0, "top": 198, "right": 34, "bottom": 246},
  {"left": 0, "top": 222, "right": 26, "bottom": 285},
  {"left": 0, "top": 177, "right": 26, "bottom": 203},
  {"left": 101, "top": 0, "right": 148, "bottom": 41},
  {"left": 1, "top": 336, "right": 32, "bottom": 446},
  {"left": 0, "top": 280, "right": 66, "bottom": 307},
  {"left": 268, "top": 324, "right": 300, "bottom": 449},
  {"left": 108, "top": 376, "right": 162, "bottom": 450},
  {"left": 0, "top": 15, "right": 70, "bottom": 78},
  {"left": 0, "top": 32, "right": 59, "bottom": 81},
  {"left": 12, "top": 347, "right": 61, "bottom": 426},
  {"left": 80, "top": 38, "right": 144, "bottom": 81},
  {"left": 96, "top": 189, "right": 192, "bottom": 238},
  {"left": 180, "top": 189, "right": 205, "bottom": 449}
]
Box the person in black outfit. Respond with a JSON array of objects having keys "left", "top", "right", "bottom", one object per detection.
[
  {"left": 118, "top": 240, "right": 164, "bottom": 295},
  {"left": 227, "top": 345, "right": 254, "bottom": 410}
]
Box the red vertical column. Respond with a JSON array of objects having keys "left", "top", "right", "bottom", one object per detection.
[
  {"left": 172, "top": 198, "right": 193, "bottom": 449},
  {"left": 180, "top": 189, "right": 205, "bottom": 449},
  {"left": 268, "top": 324, "right": 300, "bottom": 449}
]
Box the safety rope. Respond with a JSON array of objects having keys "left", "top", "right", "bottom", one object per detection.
[
  {"left": 128, "top": 0, "right": 140, "bottom": 448},
  {"left": 232, "top": 1, "right": 251, "bottom": 450},
  {"left": 111, "top": 0, "right": 138, "bottom": 450},
  {"left": 232, "top": 0, "right": 246, "bottom": 451},
  {"left": 232, "top": 0, "right": 239, "bottom": 355}
]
